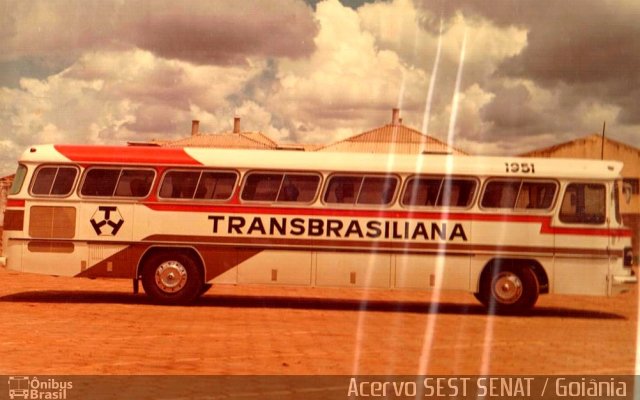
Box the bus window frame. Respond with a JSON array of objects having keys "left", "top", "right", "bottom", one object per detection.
[
  {"left": 158, "top": 168, "right": 239, "bottom": 202},
  {"left": 79, "top": 166, "right": 157, "bottom": 199},
  {"left": 29, "top": 164, "right": 80, "bottom": 198},
  {"left": 239, "top": 170, "right": 322, "bottom": 206},
  {"left": 479, "top": 177, "right": 559, "bottom": 213},
  {"left": 613, "top": 181, "right": 622, "bottom": 225},
  {"left": 400, "top": 175, "right": 479, "bottom": 210},
  {"left": 322, "top": 173, "right": 400, "bottom": 208},
  {"left": 558, "top": 181, "right": 608, "bottom": 225}
]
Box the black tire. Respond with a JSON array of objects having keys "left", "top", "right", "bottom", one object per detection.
[
  {"left": 477, "top": 264, "right": 539, "bottom": 314},
  {"left": 141, "top": 251, "right": 203, "bottom": 305}
]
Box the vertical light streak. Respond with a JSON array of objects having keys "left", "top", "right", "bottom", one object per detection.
[
  {"left": 351, "top": 55, "right": 409, "bottom": 378},
  {"left": 421, "top": 18, "right": 444, "bottom": 136},
  {"left": 433, "top": 25, "right": 500, "bottom": 378},
  {"left": 417, "top": 25, "right": 469, "bottom": 377},
  {"left": 447, "top": 27, "right": 467, "bottom": 146}
]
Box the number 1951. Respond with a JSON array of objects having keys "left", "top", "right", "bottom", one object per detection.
[{"left": 505, "top": 162, "right": 535, "bottom": 173}]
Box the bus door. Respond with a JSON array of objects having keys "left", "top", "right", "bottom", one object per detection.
[
  {"left": 609, "top": 181, "right": 621, "bottom": 258},
  {"left": 553, "top": 182, "right": 610, "bottom": 295},
  {"left": 607, "top": 181, "right": 635, "bottom": 294},
  {"left": 22, "top": 200, "right": 88, "bottom": 277}
]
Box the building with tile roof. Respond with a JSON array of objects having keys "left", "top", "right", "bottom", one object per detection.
[
  {"left": 163, "top": 110, "right": 465, "bottom": 156},
  {"left": 316, "top": 109, "right": 467, "bottom": 155},
  {"left": 162, "top": 118, "right": 278, "bottom": 150},
  {"left": 0, "top": 175, "right": 14, "bottom": 227}
]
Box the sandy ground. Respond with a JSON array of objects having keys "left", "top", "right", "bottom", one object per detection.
[{"left": 0, "top": 266, "right": 637, "bottom": 375}]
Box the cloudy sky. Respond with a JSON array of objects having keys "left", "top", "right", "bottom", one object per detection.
[{"left": 1, "top": 0, "right": 638, "bottom": 175}]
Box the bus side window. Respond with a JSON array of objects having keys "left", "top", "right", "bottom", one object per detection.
[
  {"left": 114, "top": 169, "right": 155, "bottom": 198},
  {"left": 481, "top": 180, "right": 520, "bottom": 209},
  {"left": 324, "top": 176, "right": 362, "bottom": 205},
  {"left": 402, "top": 177, "right": 441, "bottom": 207},
  {"left": 160, "top": 170, "right": 236, "bottom": 201},
  {"left": 81, "top": 168, "right": 121, "bottom": 197},
  {"left": 31, "top": 167, "right": 57, "bottom": 195},
  {"left": 278, "top": 178, "right": 300, "bottom": 201},
  {"left": 559, "top": 183, "right": 606, "bottom": 224},
  {"left": 437, "top": 179, "right": 477, "bottom": 207},
  {"left": 275, "top": 174, "right": 320, "bottom": 203},
  {"left": 515, "top": 181, "right": 557, "bottom": 210},
  {"left": 242, "top": 173, "right": 283, "bottom": 202},
  {"left": 159, "top": 170, "right": 201, "bottom": 199},
  {"left": 357, "top": 176, "right": 398, "bottom": 205},
  {"left": 194, "top": 172, "right": 237, "bottom": 200},
  {"left": 31, "top": 166, "right": 78, "bottom": 196},
  {"left": 336, "top": 182, "right": 354, "bottom": 203},
  {"left": 159, "top": 175, "right": 173, "bottom": 198}
]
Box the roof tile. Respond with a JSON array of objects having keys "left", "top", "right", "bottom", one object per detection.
[{"left": 316, "top": 124, "right": 466, "bottom": 154}]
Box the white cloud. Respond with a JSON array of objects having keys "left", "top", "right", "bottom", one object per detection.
[
  {"left": 0, "top": 48, "right": 266, "bottom": 169},
  {"left": 358, "top": 1, "right": 527, "bottom": 77},
  {"left": 353, "top": 0, "right": 531, "bottom": 145},
  {"left": 270, "top": 0, "right": 427, "bottom": 144}
]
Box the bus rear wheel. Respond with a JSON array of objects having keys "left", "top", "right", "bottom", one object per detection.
[
  {"left": 476, "top": 264, "right": 539, "bottom": 314},
  {"left": 141, "top": 252, "right": 203, "bottom": 305}
]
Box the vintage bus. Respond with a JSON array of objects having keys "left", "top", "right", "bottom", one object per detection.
[{"left": 0, "top": 144, "right": 635, "bottom": 312}]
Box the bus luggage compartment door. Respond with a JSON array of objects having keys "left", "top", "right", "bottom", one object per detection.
[{"left": 23, "top": 205, "right": 88, "bottom": 276}]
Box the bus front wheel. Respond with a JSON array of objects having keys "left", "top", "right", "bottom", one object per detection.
[
  {"left": 141, "top": 252, "right": 203, "bottom": 305},
  {"left": 476, "top": 264, "right": 539, "bottom": 314}
]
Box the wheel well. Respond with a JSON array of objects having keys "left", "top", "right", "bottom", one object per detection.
[
  {"left": 479, "top": 258, "right": 549, "bottom": 294},
  {"left": 136, "top": 246, "right": 205, "bottom": 282}
]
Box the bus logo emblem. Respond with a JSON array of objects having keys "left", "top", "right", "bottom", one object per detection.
[
  {"left": 8, "top": 376, "right": 29, "bottom": 399},
  {"left": 90, "top": 206, "right": 124, "bottom": 236}
]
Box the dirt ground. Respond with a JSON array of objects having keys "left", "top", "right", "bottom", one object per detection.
[{"left": 0, "top": 266, "right": 637, "bottom": 375}]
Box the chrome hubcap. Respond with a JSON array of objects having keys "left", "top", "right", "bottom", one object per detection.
[
  {"left": 155, "top": 261, "right": 188, "bottom": 293},
  {"left": 492, "top": 272, "right": 523, "bottom": 304}
]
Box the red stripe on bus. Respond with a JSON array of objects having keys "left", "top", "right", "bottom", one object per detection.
[
  {"left": 55, "top": 145, "right": 202, "bottom": 166},
  {"left": 144, "top": 234, "right": 618, "bottom": 257},
  {"left": 6, "top": 199, "right": 25, "bottom": 208},
  {"left": 143, "top": 203, "right": 633, "bottom": 238},
  {"left": 541, "top": 225, "right": 629, "bottom": 237}
]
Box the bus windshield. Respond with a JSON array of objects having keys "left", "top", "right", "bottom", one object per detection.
[{"left": 10, "top": 164, "right": 27, "bottom": 195}]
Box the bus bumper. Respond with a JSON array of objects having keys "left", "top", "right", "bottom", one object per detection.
[{"left": 611, "top": 274, "right": 637, "bottom": 295}]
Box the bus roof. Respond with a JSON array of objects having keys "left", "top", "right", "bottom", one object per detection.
[{"left": 19, "top": 144, "right": 624, "bottom": 180}]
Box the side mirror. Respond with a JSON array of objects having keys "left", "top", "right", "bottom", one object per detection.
[{"left": 622, "top": 183, "right": 632, "bottom": 205}]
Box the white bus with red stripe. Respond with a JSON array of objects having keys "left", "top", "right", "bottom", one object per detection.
[{"left": 1, "top": 144, "right": 635, "bottom": 312}]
